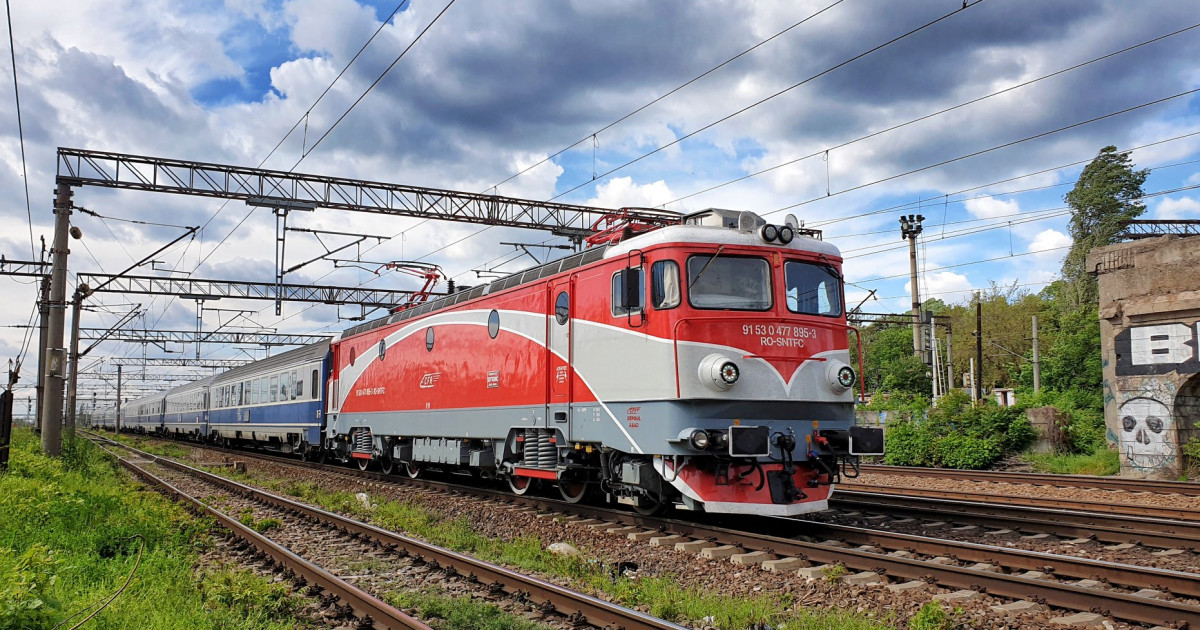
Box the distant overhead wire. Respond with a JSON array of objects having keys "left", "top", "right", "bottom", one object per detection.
[
  {"left": 809, "top": 128, "right": 1200, "bottom": 227},
  {"left": 663, "top": 21, "right": 1200, "bottom": 208},
  {"left": 487, "top": 0, "right": 847, "bottom": 193},
  {"left": 191, "top": 0, "right": 432, "bottom": 272},
  {"left": 766, "top": 87, "right": 1200, "bottom": 216},
  {"left": 4, "top": 0, "right": 33, "bottom": 263},
  {"left": 546, "top": 0, "right": 987, "bottom": 202}
]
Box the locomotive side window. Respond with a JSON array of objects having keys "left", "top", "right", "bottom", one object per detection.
[
  {"left": 650, "top": 260, "right": 681, "bottom": 309},
  {"left": 554, "top": 291, "right": 569, "bottom": 325},
  {"left": 611, "top": 268, "right": 644, "bottom": 316},
  {"left": 427, "top": 326, "right": 437, "bottom": 350},
  {"left": 686, "top": 255, "right": 771, "bottom": 311},
  {"left": 784, "top": 261, "right": 842, "bottom": 317},
  {"left": 487, "top": 310, "right": 499, "bottom": 338}
]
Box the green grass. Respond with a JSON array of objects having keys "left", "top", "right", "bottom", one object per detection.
[
  {"left": 0, "top": 428, "right": 308, "bottom": 629},
  {"left": 1023, "top": 448, "right": 1120, "bottom": 475},
  {"left": 386, "top": 588, "right": 548, "bottom": 630}
]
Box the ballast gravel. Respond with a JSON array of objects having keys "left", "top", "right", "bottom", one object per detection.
[{"left": 139, "top": 443, "right": 1178, "bottom": 629}]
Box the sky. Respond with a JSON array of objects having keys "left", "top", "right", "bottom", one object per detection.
[{"left": 1, "top": 0, "right": 1199, "bottom": 408}]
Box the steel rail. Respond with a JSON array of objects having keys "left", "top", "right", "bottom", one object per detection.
[
  {"left": 858, "top": 464, "right": 1200, "bottom": 496},
  {"left": 842, "top": 482, "right": 1200, "bottom": 521},
  {"left": 94, "top": 435, "right": 686, "bottom": 630},
  {"left": 106, "top": 434, "right": 1200, "bottom": 627},
  {"left": 93, "top": 441, "right": 431, "bottom": 630},
  {"left": 832, "top": 493, "right": 1200, "bottom": 549}
]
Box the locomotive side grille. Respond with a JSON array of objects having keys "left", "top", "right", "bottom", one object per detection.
[{"left": 352, "top": 429, "right": 373, "bottom": 453}]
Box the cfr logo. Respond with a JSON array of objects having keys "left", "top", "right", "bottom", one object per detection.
[{"left": 419, "top": 372, "right": 441, "bottom": 389}]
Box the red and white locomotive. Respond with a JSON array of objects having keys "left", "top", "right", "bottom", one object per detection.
[{"left": 325, "top": 208, "right": 881, "bottom": 515}]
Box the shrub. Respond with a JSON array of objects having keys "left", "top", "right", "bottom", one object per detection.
[
  {"left": 883, "top": 391, "right": 1035, "bottom": 469},
  {"left": 908, "top": 602, "right": 953, "bottom": 630}
]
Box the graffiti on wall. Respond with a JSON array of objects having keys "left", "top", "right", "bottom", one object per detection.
[
  {"left": 1118, "top": 396, "right": 1176, "bottom": 472},
  {"left": 1115, "top": 321, "right": 1200, "bottom": 376}
]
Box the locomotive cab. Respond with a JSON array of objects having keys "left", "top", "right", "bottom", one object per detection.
[{"left": 564, "top": 208, "right": 882, "bottom": 516}]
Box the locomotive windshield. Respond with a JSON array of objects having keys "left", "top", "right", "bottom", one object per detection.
[
  {"left": 785, "top": 261, "right": 842, "bottom": 316},
  {"left": 686, "top": 255, "right": 772, "bottom": 311}
]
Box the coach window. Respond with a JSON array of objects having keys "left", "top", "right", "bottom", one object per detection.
[
  {"left": 291, "top": 371, "right": 300, "bottom": 399},
  {"left": 254, "top": 379, "right": 262, "bottom": 404},
  {"left": 555, "top": 291, "right": 569, "bottom": 325},
  {"left": 237, "top": 383, "right": 244, "bottom": 406},
  {"left": 650, "top": 260, "right": 681, "bottom": 309},
  {"left": 279, "top": 374, "right": 289, "bottom": 401},
  {"left": 270, "top": 376, "right": 279, "bottom": 402},
  {"left": 311, "top": 370, "right": 319, "bottom": 400},
  {"left": 611, "top": 268, "right": 644, "bottom": 316}
]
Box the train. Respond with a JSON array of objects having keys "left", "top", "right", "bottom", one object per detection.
[{"left": 96, "top": 207, "right": 882, "bottom": 516}]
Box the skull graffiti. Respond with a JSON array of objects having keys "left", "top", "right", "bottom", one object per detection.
[{"left": 1118, "top": 397, "right": 1175, "bottom": 471}]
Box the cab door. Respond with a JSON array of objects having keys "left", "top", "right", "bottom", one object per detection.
[{"left": 547, "top": 278, "right": 573, "bottom": 439}]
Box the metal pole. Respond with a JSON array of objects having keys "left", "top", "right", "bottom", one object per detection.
[
  {"left": 40, "top": 183, "right": 72, "bottom": 457},
  {"left": 974, "top": 294, "right": 983, "bottom": 404},
  {"left": 1031, "top": 315, "right": 1041, "bottom": 393},
  {"left": 945, "top": 332, "right": 953, "bottom": 395},
  {"left": 34, "top": 273, "right": 49, "bottom": 433},
  {"left": 899, "top": 214, "right": 924, "bottom": 358},
  {"left": 65, "top": 294, "right": 82, "bottom": 441},
  {"left": 115, "top": 365, "right": 122, "bottom": 433},
  {"left": 908, "top": 236, "right": 921, "bottom": 357}
]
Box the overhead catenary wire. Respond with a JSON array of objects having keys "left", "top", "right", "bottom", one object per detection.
[
  {"left": 546, "top": 0, "right": 988, "bottom": 203},
  {"left": 766, "top": 87, "right": 1200, "bottom": 217},
  {"left": 661, "top": 21, "right": 1200, "bottom": 208},
  {"left": 4, "top": 0, "right": 34, "bottom": 263}
]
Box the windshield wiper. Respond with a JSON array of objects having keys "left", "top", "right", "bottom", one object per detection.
[{"left": 689, "top": 245, "right": 725, "bottom": 288}]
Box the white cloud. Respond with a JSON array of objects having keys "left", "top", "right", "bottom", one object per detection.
[
  {"left": 1187, "top": 172, "right": 1200, "bottom": 186},
  {"left": 586, "top": 177, "right": 674, "bottom": 209},
  {"left": 1156, "top": 196, "right": 1200, "bottom": 219},
  {"left": 909, "top": 271, "right": 973, "bottom": 303},
  {"left": 1028, "top": 229, "right": 1072, "bottom": 258},
  {"left": 964, "top": 197, "right": 1019, "bottom": 219}
]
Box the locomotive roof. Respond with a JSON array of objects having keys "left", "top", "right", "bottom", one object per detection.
[
  {"left": 340, "top": 210, "right": 841, "bottom": 340},
  {"left": 211, "top": 339, "right": 331, "bottom": 385}
]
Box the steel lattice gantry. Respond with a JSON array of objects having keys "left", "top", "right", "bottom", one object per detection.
[
  {"left": 75, "top": 272, "right": 421, "bottom": 308},
  {"left": 75, "top": 328, "right": 331, "bottom": 346},
  {"left": 0, "top": 258, "right": 51, "bottom": 278},
  {"left": 108, "top": 357, "right": 250, "bottom": 368},
  {"left": 55, "top": 148, "right": 680, "bottom": 238}
]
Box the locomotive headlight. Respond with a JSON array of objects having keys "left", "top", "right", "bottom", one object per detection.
[
  {"left": 719, "top": 361, "right": 740, "bottom": 385},
  {"left": 689, "top": 429, "right": 711, "bottom": 450},
  {"left": 826, "top": 361, "right": 856, "bottom": 391},
  {"left": 760, "top": 224, "right": 779, "bottom": 243},
  {"left": 837, "top": 366, "right": 855, "bottom": 388},
  {"left": 699, "top": 354, "right": 739, "bottom": 391},
  {"left": 778, "top": 225, "right": 795, "bottom": 244}
]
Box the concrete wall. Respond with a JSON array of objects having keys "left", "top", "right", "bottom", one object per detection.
[{"left": 1088, "top": 235, "right": 1200, "bottom": 479}]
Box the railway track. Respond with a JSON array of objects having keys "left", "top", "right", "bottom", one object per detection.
[
  {"left": 858, "top": 464, "right": 1200, "bottom": 496},
  {"left": 106, "top": 432, "right": 1200, "bottom": 627},
  {"left": 90, "top": 434, "right": 686, "bottom": 630}
]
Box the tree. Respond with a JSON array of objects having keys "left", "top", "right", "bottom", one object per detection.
[
  {"left": 861, "top": 324, "right": 931, "bottom": 396},
  {"left": 1061, "top": 146, "right": 1148, "bottom": 308}
]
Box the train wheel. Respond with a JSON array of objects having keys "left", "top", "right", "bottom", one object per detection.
[
  {"left": 632, "top": 494, "right": 668, "bottom": 516},
  {"left": 379, "top": 457, "right": 395, "bottom": 475},
  {"left": 507, "top": 475, "right": 535, "bottom": 496},
  {"left": 403, "top": 461, "right": 421, "bottom": 479},
  {"left": 356, "top": 457, "right": 371, "bottom": 472},
  {"left": 558, "top": 479, "right": 591, "bottom": 504}
]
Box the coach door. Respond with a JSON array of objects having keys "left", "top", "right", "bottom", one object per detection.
[{"left": 548, "top": 278, "right": 573, "bottom": 439}]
